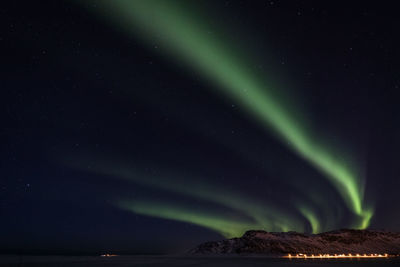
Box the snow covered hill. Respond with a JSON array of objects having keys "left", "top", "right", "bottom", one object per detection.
[{"left": 191, "top": 229, "right": 400, "bottom": 255}]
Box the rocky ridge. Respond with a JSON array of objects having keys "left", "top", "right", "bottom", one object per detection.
[{"left": 191, "top": 229, "right": 400, "bottom": 255}]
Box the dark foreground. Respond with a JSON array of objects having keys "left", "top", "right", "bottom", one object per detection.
[{"left": 1, "top": 256, "right": 400, "bottom": 267}]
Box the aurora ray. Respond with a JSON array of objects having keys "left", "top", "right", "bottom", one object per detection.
[
  {"left": 82, "top": 0, "right": 372, "bottom": 228},
  {"left": 297, "top": 204, "right": 321, "bottom": 234}
]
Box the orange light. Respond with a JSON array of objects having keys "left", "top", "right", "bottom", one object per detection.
[
  {"left": 284, "top": 253, "right": 390, "bottom": 259},
  {"left": 100, "top": 254, "right": 118, "bottom": 257}
]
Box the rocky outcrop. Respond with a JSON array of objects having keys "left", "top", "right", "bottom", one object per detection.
[{"left": 190, "top": 229, "right": 400, "bottom": 255}]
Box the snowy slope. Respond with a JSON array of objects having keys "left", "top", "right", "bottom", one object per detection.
[{"left": 191, "top": 229, "right": 400, "bottom": 255}]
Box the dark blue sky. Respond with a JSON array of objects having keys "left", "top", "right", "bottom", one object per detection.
[{"left": 1, "top": 0, "right": 400, "bottom": 254}]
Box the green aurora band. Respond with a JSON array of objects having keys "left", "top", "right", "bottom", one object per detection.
[
  {"left": 118, "top": 200, "right": 260, "bottom": 238},
  {"left": 82, "top": 0, "right": 373, "bottom": 231},
  {"left": 70, "top": 159, "right": 305, "bottom": 237}
]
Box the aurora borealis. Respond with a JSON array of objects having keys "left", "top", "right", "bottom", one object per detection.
[
  {"left": 69, "top": 159, "right": 304, "bottom": 237},
  {"left": 79, "top": 0, "right": 372, "bottom": 234},
  {"left": 2, "top": 0, "right": 400, "bottom": 254}
]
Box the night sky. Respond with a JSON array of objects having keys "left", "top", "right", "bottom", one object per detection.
[{"left": 1, "top": 0, "right": 400, "bottom": 254}]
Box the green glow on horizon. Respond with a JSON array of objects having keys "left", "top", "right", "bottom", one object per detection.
[
  {"left": 74, "top": 161, "right": 305, "bottom": 236},
  {"left": 82, "top": 0, "right": 372, "bottom": 229},
  {"left": 357, "top": 207, "right": 374, "bottom": 230},
  {"left": 118, "top": 200, "right": 260, "bottom": 238},
  {"left": 298, "top": 205, "right": 320, "bottom": 234}
]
